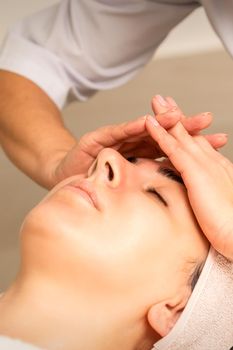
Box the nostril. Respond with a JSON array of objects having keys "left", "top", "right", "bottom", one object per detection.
[{"left": 106, "top": 162, "right": 114, "bottom": 181}]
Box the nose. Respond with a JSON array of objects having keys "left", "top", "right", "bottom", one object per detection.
[{"left": 87, "top": 148, "right": 127, "bottom": 188}]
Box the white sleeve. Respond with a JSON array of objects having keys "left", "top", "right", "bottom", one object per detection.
[
  {"left": 0, "top": 0, "right": 199, "bottom": 109},
  {"left": 201, "top": 0, "right": 233, "bottom": 58}
]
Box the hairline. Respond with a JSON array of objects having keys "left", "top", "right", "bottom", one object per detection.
[{"left": 190, "top": 261, "right": 205, "bottom": 291}]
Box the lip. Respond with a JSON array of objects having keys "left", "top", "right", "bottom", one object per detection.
[{"left": 66, "top": 180, "right": 100, "bottom": 211}]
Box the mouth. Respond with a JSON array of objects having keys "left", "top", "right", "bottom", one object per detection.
[{"left": 65, "top": 180, "right": 100, "bottom": 211}]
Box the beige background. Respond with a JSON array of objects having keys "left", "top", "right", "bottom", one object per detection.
[{"left": 1, "top": 3, "right": 233, "bottom": 290}]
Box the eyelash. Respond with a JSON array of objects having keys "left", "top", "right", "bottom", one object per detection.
[
  {"left": 147, "top": 187, "right": 168, "bottom": 206},
  {"left": 126, "top": 156, "right": 167, "bottom": 206}
]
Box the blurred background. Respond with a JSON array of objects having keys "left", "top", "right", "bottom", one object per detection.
[{"left": 1, "top": 1, "right": 233, "bottom": 290}]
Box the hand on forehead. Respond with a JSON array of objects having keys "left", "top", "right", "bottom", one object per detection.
[{"left": 146, "top": 96, "right": 233, "bottom": 262}]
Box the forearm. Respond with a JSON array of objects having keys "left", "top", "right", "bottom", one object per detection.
[{"left": 0, "top": 70, "right": 76, "bottom": 189}]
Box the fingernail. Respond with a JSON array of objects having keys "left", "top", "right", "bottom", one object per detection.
[
  {"left": 147, "top": 115, "right": 159, "bottom": 126},
  {"left": 155, "top": 95, "right": 168, "bottom": 107},
  {"left": 219, "top": 133, "right": 228, "bottom": 138},
  {"left": 201, "top": 112, "right": 212, "bottom": 117},
  {"left": 168, "top": 97, "right": 178, "bottom": 107},
  {"left": 214, "top": 134, "right": 228, "bottom": 142}
]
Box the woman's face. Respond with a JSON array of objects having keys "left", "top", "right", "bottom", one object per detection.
[{"left": 21, "top": 148, "right": 209, "bottom": 311}]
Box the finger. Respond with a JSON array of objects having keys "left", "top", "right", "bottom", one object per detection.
[
  {"left": 121, "top": 115, "right": 148, "bottom": 135},
  {"left": 181, "top": 112, "right": 212, "bottom": 134},
  {"left": 90, "top": 116, "right": 147, "bottom": 149},
  {"left": 156, "top": 109, "right": 213, "bottom": 133},
  {"left": 146, "top": 115, "right": 233, "bottom": 261},
  {"left": 152, "top": 95, "right": 214, "bottom": 134},
  {"left": 158, "top": 119, "right": 233, "bottom": 178},
  {"left": 169, "top": 121, "right": 233, "bottom": 178},
  {"left": 145, "top": 116, "right": 192, "bottom": 175},
  {"left": 151, "top": 95, "right": 183, "bottom": 116},
  {"left": 165, "top": 96, "right": 184, "bottom": 116},
  {"left": 155, "top": 107, "right": 182, "bottom": 129},
  {"left": 204, "top": 133, "right": 228, "bottom": 149},
  {"left": 164, "top": 119, "right": 223, "bottom": 162},
  {"left": 169, "top": 123, "right": 227, "bottom": 157},
  {"left": 151, "top": 95, "right": 171, "bottom": 114}
]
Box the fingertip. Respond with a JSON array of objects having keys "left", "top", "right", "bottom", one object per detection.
[
  {"left": 190, "top": 113, "right": 213, "bottom": 130},
  {"left": 130, "top": 115, "right": 147, "bottom": 124},
  {"left": 152, "top": 94, "right": 171, "bottom": 114},
  {"left": 216, "top": 133, "right": 228, "bottom": 143},
  {"left": 155, "top": 94, "right": 168, "bottom": 107},
  {"left": 201, "top": 112, "right": 213, "bottom": 123},
  {"left": 146, "top": 115, "right": 160, "bottom": 126},
  {"left": 202, "top": 112, "right": 212, "bottom": 117},
  {"left": 206, "top": 133, "right": 228, "bottom": 149},
  {"left": 151, "top": 95, "right": 159, "bottom": 106},
  {"left": 166, "top": 96, "right": 178, "bottom": 107}
]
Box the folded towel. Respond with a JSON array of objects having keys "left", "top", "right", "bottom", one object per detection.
[
  {"left": 152, "top": 246, "right": 233, "bottom": 350},
  {"left": 0, "top": 335, "right": 43, "bottom": 349}
]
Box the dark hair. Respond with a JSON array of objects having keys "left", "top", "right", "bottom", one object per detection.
[{"left": 190, "top": 262, "right": 204, "bottom": 292}]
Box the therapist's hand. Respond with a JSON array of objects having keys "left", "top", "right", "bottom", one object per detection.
[
  {"left": 52, "top": 116, "right": 149, "bottom": 184},
  {"left": 151, "top": 94, "right": 226, "bottom": 149},
  {"left": 52, "top": 110, "right": 227, "bottom": 187},
  {"left": 145, "top": 113, "right": 233, "bottom": 261}
]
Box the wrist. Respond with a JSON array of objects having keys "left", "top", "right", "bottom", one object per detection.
[
  {"left": 37, "top": 136, "right": 77, "bottom": 190},
  {"left": 42, "top": 150, "right": 68, "bottom": 190}
]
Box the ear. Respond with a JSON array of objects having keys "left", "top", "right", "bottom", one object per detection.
[{"left": 147, "top": 293, "right": 190, "bottom": 337}]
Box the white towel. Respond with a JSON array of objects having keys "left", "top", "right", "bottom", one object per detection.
[
  {"left": 0, "top": 335, "right": 43, "bottom": 349},
  {"left": 152, "top": 246, "right": 233, "bottom": 350}
]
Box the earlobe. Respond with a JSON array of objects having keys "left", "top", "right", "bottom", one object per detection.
[{"left": 147, "top": 295, "right": 188, "bottom": 337}]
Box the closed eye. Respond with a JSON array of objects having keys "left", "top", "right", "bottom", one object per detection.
[
  {"left": 126, "top": 157, "right": 168, "bottom": 207},
  {"left": 147, "top": 187, "right": 168, "bottom": 207}
]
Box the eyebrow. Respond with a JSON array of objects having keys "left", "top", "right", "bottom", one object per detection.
[{"left": 157, "top": 166, "right": 185, "bottom": 186}]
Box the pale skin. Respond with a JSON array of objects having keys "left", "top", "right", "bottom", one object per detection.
[
  {"left": 0, "top": 69, "right": 231, "bottom": 347},
  {"left": 0, "top": 148, "right": 209, "bottom": 350},
  {"left": 146, "top": 98, "right": 233, "bottom": 261},
  {"left": 0, "top": 70, "right": 227, "bottom": 189},
  {"left": 1, "top": 92, "right": 230, "bottom": 349}
]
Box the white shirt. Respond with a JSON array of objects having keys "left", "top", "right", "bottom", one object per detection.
[{"left": 0, "top": 0, "right": 232, "bottom": 109}]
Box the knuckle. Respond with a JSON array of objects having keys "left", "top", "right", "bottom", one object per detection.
[
  {"left": 192, "top": 135, "right": 209, "bottom": 146},
  {"left": 192, "top": 134, "right": 205, "bottom": 144},
  {"left": 167, "top": 142, "right": 183, "bottom": 159},
  {"left": 219, "top": 157, "right": 229, "bottom": 168},
  {"left": 185, "top": 137, "right": 202, "bottom": 154},
  {"left": 79, "top": 132, "right": 90, "bottom": 142}
]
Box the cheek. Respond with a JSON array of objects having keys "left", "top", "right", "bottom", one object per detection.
[
  {"left": 74, "top": 199, "right": 175, "bottom": 294},
  {"left": 20, "top": 192, "right": 177, "bottom": 298},
  {"left": 19, "top": 194, "right": 101, "bottom": 278}
]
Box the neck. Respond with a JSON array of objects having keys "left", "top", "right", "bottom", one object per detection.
[{"left": 0, "top": 274, "right": 157, "bottom": 350}]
